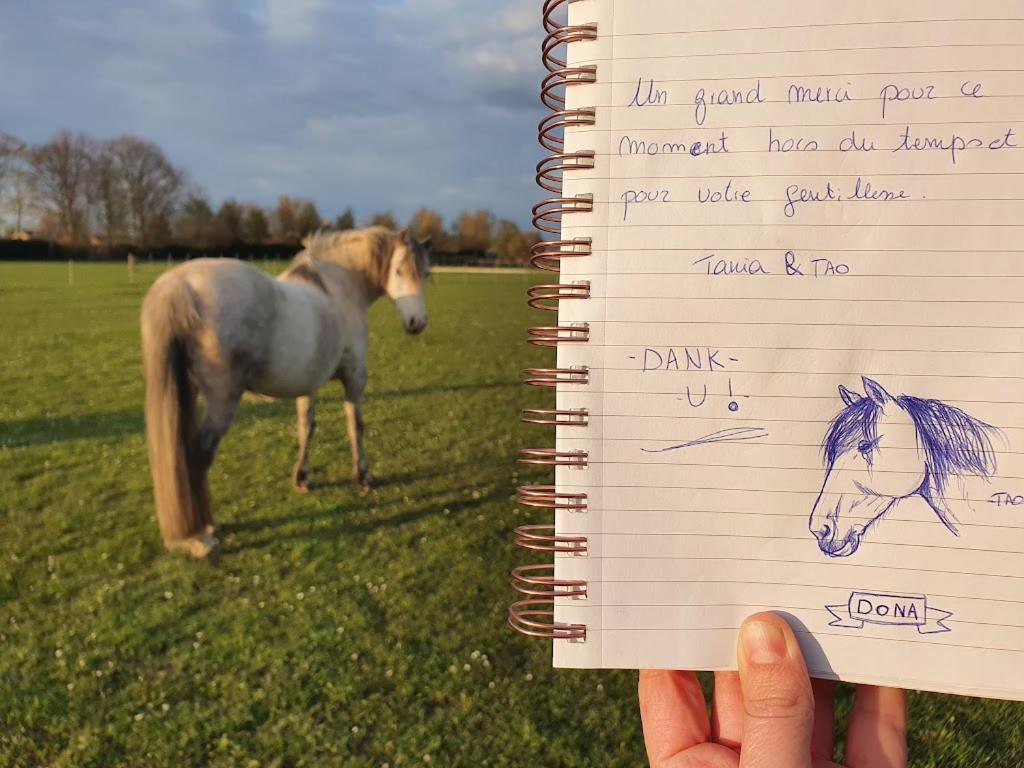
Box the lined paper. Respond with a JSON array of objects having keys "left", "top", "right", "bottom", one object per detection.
[{"left": 550, "top": 0, "right": 1024, "bottom": 699}]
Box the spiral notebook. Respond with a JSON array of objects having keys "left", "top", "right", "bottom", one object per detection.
[{"left": 510, "top": 0, "right": 1024, "bottom": 700}]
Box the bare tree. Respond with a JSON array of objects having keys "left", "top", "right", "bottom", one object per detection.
[
  {"left": 409, "top": 206, "right": 446, "bottom": 247},
  {"left": 90, "top": 142, "right": 127, "bottom": 245},
  {"left": 176, "top": 194, "right": 215, "bottom": 247},
  {"left": 30, "top": 131, "right": 94, "bottom": 243},
  {"left": 334, "top": 208, "right": 355, "bottom": 231},
  {"left": 491, "top": 219, "right": 529, "bottom": 263},
  {"left": 242, "top": 206, "right": 270, "bottom": 243},
  {"left": 0, "top": 132, "right": 22, "bottom": 193},
  {"left": 0, "top": 134, "right": 33, "bottom": 233},
  {"left": 7, "top": 167, "right": 37, "bottom": 234},
  {"left": 295, "top": 200, "right": 321, "bottom": 237},
  {"left": 213, "top": 199, "right": 244, "bottom": 245},
  {"left": 455, "top": 209, "right": 493, "bottom": 253},
  {"left": 366, "top": 210, "right": 398, "bottom": 230},
  {"left": 108, "top": 135, "right": 183, "bottom": 246},
  {"left": 272, "top": 195, "right": 299, "bottom": 242}
]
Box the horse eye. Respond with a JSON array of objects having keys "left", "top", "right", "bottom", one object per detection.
[{"left": 857, "top": 440, "right": 873, "bottom": 455}]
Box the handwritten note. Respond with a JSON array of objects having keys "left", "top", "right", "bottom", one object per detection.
[{"left": 549, "top": 0, "right": 1024, "bottom": 699}]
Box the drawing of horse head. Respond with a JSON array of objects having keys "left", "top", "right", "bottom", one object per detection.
[{"left": 809, "top": 377, "right": 997, "bottom": 558}]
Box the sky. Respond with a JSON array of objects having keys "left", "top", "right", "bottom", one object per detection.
[{"left": 0, "top": 0, "right": 546, "bottom": 227}]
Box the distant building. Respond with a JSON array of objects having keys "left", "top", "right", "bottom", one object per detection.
[{"left": 7, "top": 229, "right": 33, "bottom": 241}]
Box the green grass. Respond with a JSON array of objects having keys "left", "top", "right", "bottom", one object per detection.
[{"left": 0, "top": 262, "right": 1022, "bottom": 767}]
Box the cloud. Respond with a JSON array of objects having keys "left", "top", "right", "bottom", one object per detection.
[
  {"left": 0, "top": 0, "right": 547, "bottom": 227},
  {"left": 261, "top": 0, "right": 329, "bottom": 44}
]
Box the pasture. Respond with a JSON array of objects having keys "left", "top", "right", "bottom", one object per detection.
[{"left": 1, "top": 262, "right": 1022, "bottom": 766}]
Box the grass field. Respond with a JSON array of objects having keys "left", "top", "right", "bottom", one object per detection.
[{"left": 1, "top": 262, "right": 1022, "bottom": 767}]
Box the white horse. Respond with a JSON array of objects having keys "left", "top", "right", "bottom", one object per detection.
[{"left": 141, "top": 227, "right": 431, "bottom": 558}]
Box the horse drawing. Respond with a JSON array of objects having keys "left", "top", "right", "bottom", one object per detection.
[
  {"left": 809, "top": 377, "right": 998, "bottom": 557},
  {"left": 141, "top": 227, "right": 431, "bottom": 558}
]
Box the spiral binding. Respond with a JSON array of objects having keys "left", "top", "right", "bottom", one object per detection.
[{"left": 510, "top": 0, "right": 596, "bottom": 642}]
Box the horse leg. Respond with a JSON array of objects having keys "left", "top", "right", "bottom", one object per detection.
[
  {"left": 340, "top": 368, "right": 373, "bottom": 491},
  {"left": 178, "top": 382, "right": 240, "bottom": 556},
  {"left": 292, "top": 395, "right": 316, "bottom": 493}
]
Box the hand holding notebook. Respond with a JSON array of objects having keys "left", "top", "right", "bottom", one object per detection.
[{"left": 639, "top": 612, "right": 907, "bottom": 767}]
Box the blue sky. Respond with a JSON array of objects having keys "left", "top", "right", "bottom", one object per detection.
[{"left": 0, "top": 0, "right": 544, "bottom": 227}]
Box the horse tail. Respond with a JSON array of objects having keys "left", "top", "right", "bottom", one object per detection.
[{"left": 141, "top": 277, "right": 211, "bottom": 549}]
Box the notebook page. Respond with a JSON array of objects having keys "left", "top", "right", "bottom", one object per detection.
[{"left": 551, "top": 0, "right": 1024, "bottom": 699}]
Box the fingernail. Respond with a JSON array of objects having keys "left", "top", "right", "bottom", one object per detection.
[{"left": 741, "top": 620, "right": 787, "bottom": 664}]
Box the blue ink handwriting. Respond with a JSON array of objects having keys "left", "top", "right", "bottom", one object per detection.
[
  {"left": 621, "top": 188, "right": 670, "bottom": 221},
  {"left": 628, "top": 78, "right": 669, "bottom": 107},
  {"left": 879, "top": 83, "right": 936, "bottom": 119},
  {"left": 697, "top": 179, "right": 752, "bottom": 204},
  {"left": 641, "top": 426, "right": 769, "bottom": 453},
  {"left": 827, "top": 591, "right": 952, "bottom": 634},
  {"left": 618, "top": 133, "right": 730, "bottom": 158},
  {"left": 694, "top": 80, "right": 763, "bottom": 126}
]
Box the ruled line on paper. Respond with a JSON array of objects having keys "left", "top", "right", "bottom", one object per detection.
[
  {"left": 544, "top": 504, "right": 1024, "bottom": 529},
  {"left": 561, "top": 390, "right": 1024, "bottom": 404},
  {"left": 559, "top": 604, "right": 1024, "bottom": 632},
  {"left": 554, "top": 552, "right": 1024, "bottom": 580},
  {"left": 570, "top": 42, "right": 1024, "bottom": 63},
  {"left": 595, "top": 18, "right": 1024, "bottom": 38},
  {"left": 592, "top": 273, "right": 1024, "bottom": 279},
  {"left": 560, "top": 435, "right": 1024, "bottom": 457},
  {"left": 555, "top": 482, "right": 1014, "bottom": 502},
  {"left": 585, "top": 628, "right": 1024, "bottom": 656},
  {"left": 590, "top": 297, "right": 1024, "bottom": 305},
  {"left": 588, "top": 578, "right": 1024, "bottom": 605},
  {"left": 579, "top": 460, "right": 1024, "bottom": 479},
  {"left": 565, "top": 67, "right": 1024, "bottom": 84},
  {"left": 585, "top": 343, "right": 1024, "bottom": 352},
  {"left": 576, "top": 320, "right": 1024, "bottom": 329},
  {"left": 575, "top": 413, "right": 1024, "bottom": 432},
  {"left": 587, "top": 367, "right": 1024, "bottom": 379}
]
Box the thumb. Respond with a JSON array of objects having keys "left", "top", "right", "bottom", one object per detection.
[{"left": 737, "top": 613, "right": 815, "bottom": 768}]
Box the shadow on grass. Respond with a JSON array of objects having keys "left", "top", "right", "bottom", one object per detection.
[
  {"left": 222, "top": 485, "right": 507, "bottom": 553},
  {"left": 1, "top": 380, "right": 517, "bottom": 449},
  {"left": 368, "top": 379, "right": 517, "bottom": 400}
]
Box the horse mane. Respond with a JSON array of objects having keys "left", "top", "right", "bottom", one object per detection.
[
  {"left": 897, "top": 395, "right": 997, "bottom": 494},
  {"left": 281, "top": 258, "right": 328, "bottom": 294},
  {"left": 301, "top": 226, "right": 429, "bottom": 289},
  {"left": 823, "top": 394, "right": 998, "bottom": 499}
]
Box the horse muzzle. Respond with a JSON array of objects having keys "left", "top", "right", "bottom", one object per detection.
[
  {"left": 815, "top": 525, "right": 864, "bottom": 558},
  {"left": 404, "top": 315, "right": 427, "bottom": 335}
]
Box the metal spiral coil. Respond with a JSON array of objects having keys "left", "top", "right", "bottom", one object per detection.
[{"left": 512, "top": 0, "right": 595, "bottom": 643}]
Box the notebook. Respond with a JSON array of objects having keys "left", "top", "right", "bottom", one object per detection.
[{"left": 510, "top": 0, "right": 1024, "bottom": 701}]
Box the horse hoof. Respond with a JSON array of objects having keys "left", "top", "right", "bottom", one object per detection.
[
  {"left": 169, "top": 532, "right": 219, "bottom": 559},
  {"left": 293, "top": 466, "right": 311, "bottom": 493},
  {"left": 356, "top": 471, "right": 376, "bottom": 494}
]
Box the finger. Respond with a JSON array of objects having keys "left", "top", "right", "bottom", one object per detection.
[
  {"left": 845, "top": 685, "right": 907, "bottom": 768},
  {"left": 639, "top": 670, "right": 711, "bottom": 765},
  {"left": 711, "top": 671, "right": 744, "bottom": 749},
  {"left": 737, "top": 613, "right": 815, "bottom": 768},
  {"left": 810, "top": 677, "right": 835, "bottom": 763}
]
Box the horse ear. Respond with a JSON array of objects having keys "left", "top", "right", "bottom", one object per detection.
[
  {"left": 862, "top": 376, "right": 893, "bottom": 405},
  {"left": 838, "top": 385, "right": 862, "bottom": 407},
  {"left": 398, "top": 228, "right": 408, "bottom": 241}
]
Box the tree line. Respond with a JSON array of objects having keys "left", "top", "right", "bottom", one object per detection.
[{"left": 0, "top": 130, "right": 540, "bottom": 263}]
